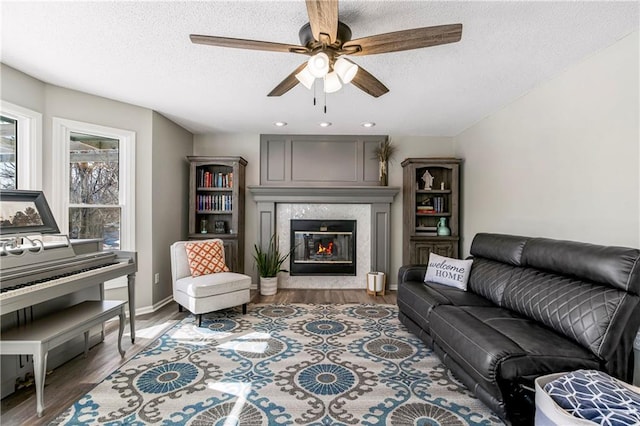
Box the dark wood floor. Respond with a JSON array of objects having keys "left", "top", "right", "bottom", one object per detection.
[{"left": 0, "top": 290, "right": 396, "bottom": 426}]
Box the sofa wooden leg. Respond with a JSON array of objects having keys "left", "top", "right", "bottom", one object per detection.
[
  {"left": 197, "top": 314, "right": 202, "bottom": 327},
  {"left": 242, "top": 303, "right": 247, "bottom": 314},
  {"left": 178, "top": 304, "right": 183, "bottom": 312}
]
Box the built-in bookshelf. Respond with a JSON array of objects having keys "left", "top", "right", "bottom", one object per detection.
[
  {"left": 188, "top": 156, "right": 247, "bottom": 272},
  {"left": 402, "top": 158, "right": 461, "bottom": 264}
]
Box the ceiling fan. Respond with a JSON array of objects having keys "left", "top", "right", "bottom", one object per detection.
[{"left": 190, "top": 0, "right": 462, "bottom": 98}]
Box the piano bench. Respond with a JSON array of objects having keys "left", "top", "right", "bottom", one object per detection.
[{"left": 0, "top": 300, "right": 127, "bottom": 417}]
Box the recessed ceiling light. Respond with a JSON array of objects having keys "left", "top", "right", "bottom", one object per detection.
[
  {"left": 319, "top": 122, "right": 332, "bottom": 127},
  {"left": 273, "top": 121, "right": 287, "bottom": 127},
  {"left": 361, "top": 122, "right": 376, "bottom": 128}
]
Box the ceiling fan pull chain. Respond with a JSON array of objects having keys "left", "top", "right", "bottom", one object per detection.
[
  {"left": 324, "top": 90, "right": 327, "bottom": 114},
  {"left": 313, "top": 79, "right": 317, "bottom": 106}
]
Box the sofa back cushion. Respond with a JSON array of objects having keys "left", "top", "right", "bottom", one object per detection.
[
  {"left": 470, "top": 234, "right": 640, "bottom": 363},
  {"left": 501, "top": 268, "right": 628, "bottom": 358},
  {"left": 522, "top": 237, "right": 640, "bottom": 295},
  {"left": 468, "top": 258, "right": 519, "bottom": 306},
  {"left": 467, "top": 233, "right": 531, "bottom": 306},
  {"left": 470, "top": 233, "right": 529, "bottom": 266}
]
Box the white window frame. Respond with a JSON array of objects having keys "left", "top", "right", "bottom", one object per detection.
[
  {"left": 52, "top": 118, "right": 135, "bottom": 289},
  {"left": 0, "top": 101, "right": 43, "bottom": 190}
]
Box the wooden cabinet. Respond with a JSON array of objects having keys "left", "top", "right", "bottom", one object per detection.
[
  {"left": 402, "top": 158, "right": 461, "bottom": 264},
  {"left": 187, "top": 156, "right": 247, "bottom": 273}
]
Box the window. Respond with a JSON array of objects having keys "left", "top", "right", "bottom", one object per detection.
[
  {"left": 52, "top": 118, "right": 135, "bottom": 266},
  {"left": 68, "top": 132, "right": 122, "bottom": 249},
  {"left": 0, "top": 115, "right": 17, "bottom": 189},
  {"left": 0, "top": 101, "right": 42, "bottom": 190}
]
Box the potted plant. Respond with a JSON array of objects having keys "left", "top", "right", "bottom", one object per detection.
[
  {"left": 373, "top": 138, "right": 397, "bottom": 186},
  {"left": 253, "top": 234, "right": 294, "bottom": 296}
]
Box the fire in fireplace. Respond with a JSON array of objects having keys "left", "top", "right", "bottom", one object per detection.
[{"left": 290, "top": 219, "right": 356, "bottom": 276}]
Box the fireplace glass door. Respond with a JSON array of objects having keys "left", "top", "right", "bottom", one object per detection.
[{"left": 290, "top": 220, "right": 356, "bottom": 275}]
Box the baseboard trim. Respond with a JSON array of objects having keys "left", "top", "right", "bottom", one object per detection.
[{"left": 135, "top": 295, "right": 174, "bottom": 316}]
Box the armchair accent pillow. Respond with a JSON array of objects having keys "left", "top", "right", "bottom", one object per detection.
[
  {"left": 424, "top": 253, "right": 473, "bottom": 290},
  {"left": 184, "top": 240, "right": 230, "bottom": 277}
]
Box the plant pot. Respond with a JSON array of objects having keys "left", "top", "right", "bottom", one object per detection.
[{"left": 260, "top": 276, "right": 278, "bottom": 296}]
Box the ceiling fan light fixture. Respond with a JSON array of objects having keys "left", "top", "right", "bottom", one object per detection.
[
  {"left": 323, "top": 71, "right": 342, "bottom": 93},
  {"left": 308, "top": 52, "right": 330, "bottom": 78},
  {"left": 334, "top": 57, "right": 358, "bottom": 84},
  {"left": 295, "top": 66, "right": 315, "bottom": 89}
]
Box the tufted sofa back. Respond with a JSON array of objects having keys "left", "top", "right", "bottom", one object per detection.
[{"left": 469, "top": 233, "right": 640, "bottom": 379}]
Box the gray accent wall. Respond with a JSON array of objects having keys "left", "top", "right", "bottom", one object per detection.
[
  {"left": 195, "top": 133, "right": 456, "bottom": 286},
  {"left": 260, "top": 134, "right": 385, "bottom": 186}
]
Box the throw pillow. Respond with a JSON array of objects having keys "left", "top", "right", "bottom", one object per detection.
[
  {"left": 184, "top": 240, "right": 230, "bottom": 277},
  {"left": 424, "top": 253, "right": 473, "bottom": 290}
]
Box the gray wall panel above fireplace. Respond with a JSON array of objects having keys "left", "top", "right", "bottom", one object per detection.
[{"left": 260, "top": 134, "right": 386, "bottom": 186}]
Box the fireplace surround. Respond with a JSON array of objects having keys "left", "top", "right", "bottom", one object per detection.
[{"left": 248, "top": 186, "right": 399, "bottom": 289}]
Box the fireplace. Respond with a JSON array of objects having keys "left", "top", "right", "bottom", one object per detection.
[{"left": 290, "top": 219, "right": 356, "bottom": 276}]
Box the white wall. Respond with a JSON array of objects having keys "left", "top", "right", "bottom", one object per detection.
[
  {"left": 455, "top": 32, "right": 640, "bottom": 255},
  {"left": 43, "top": 84, "right": 155, "bottom": 310},
  {"left": 194, "top": 133, "right": 455, "bottom": 285},
  {"left": 1, "top": 63, "right": 194, "bottom": 312},
  {"left": 0, "top": 64, "right": 45, "bottom": 112}
]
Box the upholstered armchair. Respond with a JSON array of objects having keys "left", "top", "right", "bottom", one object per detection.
[{"left": 170, "top": 239, "right": 251, "bottom": 327}]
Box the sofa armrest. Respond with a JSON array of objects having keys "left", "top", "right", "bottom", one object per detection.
[{"left": 398, "top": 264, "right": 427, "bottom": 284}]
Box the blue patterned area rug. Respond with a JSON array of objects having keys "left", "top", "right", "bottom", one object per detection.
[{"left": 53, "top": 304, "right": 504, "bottom": 425}]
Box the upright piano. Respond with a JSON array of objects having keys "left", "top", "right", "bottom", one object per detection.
[
  {"left": 0, "top": 235, "right": 137, "bottom": 331},
  {"left": 0, "top": 190, "right": 137, "bottom": 400}
]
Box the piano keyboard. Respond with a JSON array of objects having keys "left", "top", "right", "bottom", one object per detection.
[{"left": 0, "top": 261, "right": 128, "bottom": 301}]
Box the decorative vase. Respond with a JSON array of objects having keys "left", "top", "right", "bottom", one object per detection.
[
  {"left": 260, "top": 276, "right": 278, "bottom": 296},
  {"left": 436, "top": 217, "right": 451, "bottom": 236},
  {"left": 379, "top": 160, "right": 388, "bottom": 186}
]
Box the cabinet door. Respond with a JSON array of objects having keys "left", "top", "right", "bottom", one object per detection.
[
  {"left": 411, "top": 241, "right": 455, "bottom": 264},
  {"left": 222, "top": 239, "right": 238, "bottom": 272}
]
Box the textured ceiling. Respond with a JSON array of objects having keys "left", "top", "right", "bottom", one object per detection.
[{"left": 1, "top": 1, "right": 638, "bottom": 136}]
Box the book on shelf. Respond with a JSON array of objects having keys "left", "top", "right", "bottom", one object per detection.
[
  {"left": 432, "top": 196, "right": 446, "bottom": 213},
  {"left": 198, "top": 169, "right": 235, "bottom": 188},
  {"left": 196, "top": 194, "right": 233, "bottom": 212}
]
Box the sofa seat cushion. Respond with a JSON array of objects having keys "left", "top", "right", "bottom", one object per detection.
[
  {"left": 430, "top": 305, "right": 600, "bottom": 397},
  {"left": 398, "top": 280, "right": 494, "bottom": 332},
  {"left": 175, "top": 272, "right": 251, "bottom": 298}
]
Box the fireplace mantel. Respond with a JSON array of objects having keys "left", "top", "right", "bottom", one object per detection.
[
  {"left": 249, "top": 185, "right": 399, "bottom": 277},
  {"left": 248, "top": 185, "right": 400, "bottom": 204}
]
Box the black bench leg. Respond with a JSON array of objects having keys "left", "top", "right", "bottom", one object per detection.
[
  {"left": 242, "top": 303, "right": 247, "bottom": 314},
  {"left": 197, "top": 314, "right": 202, "bottom": 327}
]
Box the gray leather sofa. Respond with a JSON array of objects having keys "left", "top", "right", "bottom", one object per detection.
[{"left": 397, "top": 233, "right": 640, "bottom": 423}]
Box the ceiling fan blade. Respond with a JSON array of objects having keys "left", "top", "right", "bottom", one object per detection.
[
  {"left": 351, "top": 66, "right": 389, "bottom": 98},
  {"left": 267, "top": 62, "right": 309, "bottom": 97},
  {"left": 342, "top": 24, "right": 462, "bottom": 56},
  {"left": 190, "top": 34, "right": 310, "bottom": 54},
  {"left": 305, "top": 0, "right": 338, "bottom": 44}
]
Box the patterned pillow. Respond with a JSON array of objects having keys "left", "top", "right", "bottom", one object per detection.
[
  {"left": 543, "top": 369, "right": 640, "bottom": 425},
  {"left": 184, "top": 240, "right": 229, "bottom": 277},
  {"left": 424, "top": 253, "right": 473, "bottom": 291}
]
